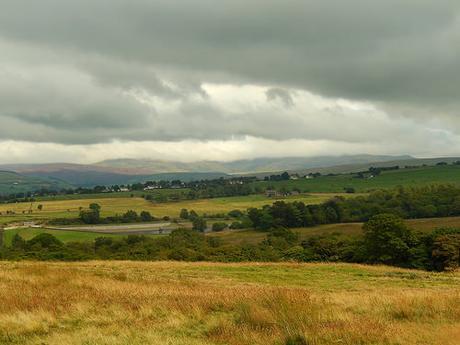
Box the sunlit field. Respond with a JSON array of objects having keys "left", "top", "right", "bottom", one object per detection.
[
  {"left": 250, "top": 165, "right": 460, "bottom": 193},
  {"left": 0, "top": 261, "right": 458, "bottom": 345},
  {"left": 0, "top": 193, "right": 349, "bottom": 224}
]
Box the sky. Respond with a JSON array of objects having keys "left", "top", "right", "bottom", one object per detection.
[{"left": 0, "top": 0, "right": 459, "bottom": 164}]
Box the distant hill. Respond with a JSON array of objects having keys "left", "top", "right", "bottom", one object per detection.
[
  {"left": 0, "top": 171, "right": 72, "bottom": 195},
  {"left": 20, "top": 170, "right": 228, "bottom": 188},
  {"left": 96, "top": 154, "right": 413, "bottom": 174},
  {"left": 2, "top": 154, "right": 459, "bottom": 191},
  {"left": 247, "top": 156, "right": 460, "bottom": 178},
  {"left": 249, "top": 164, "right": 460, "bottom": 193}
]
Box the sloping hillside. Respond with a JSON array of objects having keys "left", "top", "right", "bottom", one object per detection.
[
  {"left": 250, "top": 164, "right": 460, "bottom": 192},
  {"left": 0, "top": 171, "right": 71, "bottom": 195},
  {"left": 96, "top": 154, "right": 413, "bottom": 174}
]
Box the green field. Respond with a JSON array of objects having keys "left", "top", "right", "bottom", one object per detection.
[
  {"left": 35, "top": 188, "right": 189, "bottom": 201},
  {"left": 2, "top": 227, "right": 124, "bottom": 245},
  {"left": 0, "top": 171, "right": 71, "bottom": 195},
  {"left": 252, "top": 165, "right": 460, "bottom": 192},
  {"left": 0, "top": 193, "right": 346, "bottom": 225},
  {"left": 0, "top": 261, "right": 458, "bottom": 345}
]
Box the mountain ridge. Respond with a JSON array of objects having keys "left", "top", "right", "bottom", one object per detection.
[
  {"left": 1, "top": 154, "right": 459, "bottom": 193},
  {"left": 95, "top": 154, "right": 414, "bottom": 174}
]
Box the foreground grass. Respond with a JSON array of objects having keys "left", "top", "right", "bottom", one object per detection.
[
  {"left": 0, "top": 261, "right": 458, "bottom": 345},
  {"left": 0, "top": 193, "right": 346, "bottom": 225}
]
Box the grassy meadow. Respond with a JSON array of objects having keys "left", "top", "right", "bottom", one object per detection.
[
  {"left": 0, "top": 261, "right": 458, "bottom": 345},
  {"left": 35, "top": 189, "right": 190, "bottom": 201},
  {"left": 252, "top": 165, "right": 460, "bottom": 192},
  {"left": 0, "top": 193, "right": 346, "bottom": 225},
  {"left": 2, "top": 228, "right": 122, "bottom": 246}
]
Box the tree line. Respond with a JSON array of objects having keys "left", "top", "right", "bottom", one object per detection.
[
  {"left": 247, "top": 185, "right": 460, "bottom": 230},
  {"left": 1, "top": 214, "right": 459, "bottom": 271}
]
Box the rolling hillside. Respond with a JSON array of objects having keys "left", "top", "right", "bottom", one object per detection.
[
  {"left": 251, "top": 164, "right": 460, "bottom": 193},
  {"left": 96, "top": 154, "right": 413, "bottom": 174},
  {"left": 22, "top": 170, "right": 228, "bottom": 187},
  {"left": 0, "top": 171, "right": 71, "bottom": 195},
  {"left": 1, "top": 154, "right": 413, "bottom": 176},
  {"left": 1, "top": 155, "right": 459, "bottom": 190}
]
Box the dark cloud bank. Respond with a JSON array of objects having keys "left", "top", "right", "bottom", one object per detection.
[{"left": 0, "top": 0, "right": 459, "bottom": 161}]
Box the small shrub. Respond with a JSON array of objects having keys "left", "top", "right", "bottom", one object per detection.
[
  {"left": 212, "top": 222, "right": 227, "bottom": 232},
  {"left": 228, "top": 209, "right": 244, "bottom": 218}
]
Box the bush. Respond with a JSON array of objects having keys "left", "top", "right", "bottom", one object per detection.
[
  {"left": 192, "top": 217, "right": 207, "bottom": 232},
  {"left": 27, "top": 233, "right": 63, "bottom": 249},
  {"left": 189, "top": 210, "right": 199, "bottom": 220},
  {"left": 212, "top": 222, "right": 227, "bottom": 232},
  {"left": 228, "top": 209, "right": 244, "bottom": 218},
  {"left": 431, "top": 234, "right": 460, "bottom": 271},
  {"left": 343, "top": 187, "right": 355, "bottom": 193},
  {"left": 180, "top": 208, "right": 189, "bottom": 219},
  {"left": 79, "top": 209, "right": 100, "bottom": 224},
  {"left": 140, "top": 211, "right": 153, "bottom": 222},
  {"left": 230, "top": 221, "right": 244, "bottom": 229},
  {"left": 122, "top": 210, "right": 139, "bottom": 223}
]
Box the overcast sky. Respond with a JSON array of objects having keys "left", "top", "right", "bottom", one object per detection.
[{"left": 1, "top": 0, "right": 459, "bottom": 164}]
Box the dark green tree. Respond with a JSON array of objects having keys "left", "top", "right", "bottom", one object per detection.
[
  {"left": 140, "top": 211, "right": 153, "bottom": 222},
  {"left": 122, "top": 210, "right": 139, "bottom": 223},
  {"left": 192, "top": 217, "right": 207, "bottom": 232},
  {"left": 180, "top": 209, "right": 189, "bottom": 219},
  {"left": 362, "top": 214, "right": 414, "bottom": 265}
]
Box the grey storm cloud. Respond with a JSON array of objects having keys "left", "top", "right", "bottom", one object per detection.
[
  {"left": 0, "top": 0, "right": 459, "bottom": 147},
  {"left": 266, "top": 88, "right": 295, "bottom": 108}
]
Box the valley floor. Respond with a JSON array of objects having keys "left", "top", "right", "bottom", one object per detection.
[{"left": 0, "top": 261, "right": 459, "bottom": 345}]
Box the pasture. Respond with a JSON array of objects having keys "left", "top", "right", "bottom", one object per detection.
[
  {"left": 35, "top": 188, "right": 189, "bottom": 201},
  {"left": 3, "top": 228, "right": 121, "bottom": 245},
  {"left": 251, "top": 165, "right": 460, "bottom": 192},
  {"left": 0, "top": 193, "right": 345, "bottom": 225},
  {"left": 0, "top": 261, "right": 458, "bottom": 345}
]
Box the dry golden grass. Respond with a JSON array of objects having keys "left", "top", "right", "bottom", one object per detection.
[{"left": 0, "top": 261, "right": 459, "bottom": 345}]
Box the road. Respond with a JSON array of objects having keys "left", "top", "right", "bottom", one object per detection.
[{"left": 44, "top": 221, "right": 190, "bottom": 235}]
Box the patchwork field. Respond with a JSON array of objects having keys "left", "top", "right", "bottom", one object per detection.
[
  {"left": 0, "top": 193, "right": 347, "bottom": 225},
  {"left": 0, "top": 261, "right": 458, "bottom": 345}
]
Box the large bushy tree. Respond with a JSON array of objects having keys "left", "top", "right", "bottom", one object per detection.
[{"left": 362, "top": 214, "right": 414, "bottom": 265}]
